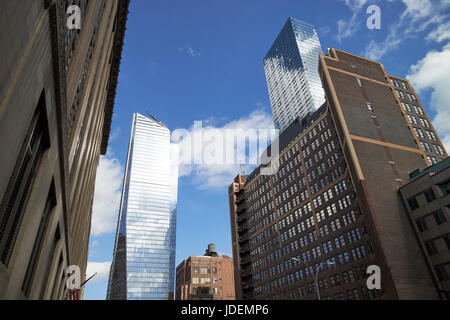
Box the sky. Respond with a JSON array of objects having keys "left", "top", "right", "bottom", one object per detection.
[{"left": 83, "top": 0, "right": 450, "bottom": 299}]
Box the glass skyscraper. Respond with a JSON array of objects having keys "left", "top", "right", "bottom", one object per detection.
[
  {"left": 107, "top": 113, "right": 178, "bottom": 300},
  {"left": 264, "top": 17, "right": 325, "bottom": 132}
]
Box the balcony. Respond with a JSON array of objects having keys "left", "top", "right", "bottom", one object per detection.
[
  {"left": 236, "top": 203, "right": 246, "bottom": 213},
  {"left": 238, "top": 223, "right": 248, "bottom": 234},
  {"left": 240, "top": 255, "right": 251, "bottom": 266},
  {"left": 241, "top": 269, "right": 252, "bottom": 278},
  {"left": 242, "top": 280, "right": 254, "bottom": 290},
  {"left": 238, "top": 235, "right": 248, "bottom": 245},
  {"left": 236, "top": 192, "right": 245, "bottom": 204},
  {"left": 239, "top": 244, "right": 250, "bottom": 254},
  {"left": 237, "top": 213, "right": 247, "bottom": 224}
]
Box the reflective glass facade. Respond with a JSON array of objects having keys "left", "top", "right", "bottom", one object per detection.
[
  {"left": 108, "top": 113, "right": 178, "bottom": 300},
  {"left": 264, "top": 17, "right": 325, "bottom": 132}
]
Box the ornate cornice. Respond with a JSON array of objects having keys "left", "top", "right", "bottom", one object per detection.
[{"left": 100, "top": 0, "right": 131, "bottom": 155}]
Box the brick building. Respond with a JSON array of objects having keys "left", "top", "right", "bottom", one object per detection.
[
  {"left": 176, "top": 244, "right": 235, "bottom": 300},
  {"left": 228, "top": 48, "right": 447, "bottom": 300},
  {"left": 400, "top": 157, "right": 450, "bottom": 299}
]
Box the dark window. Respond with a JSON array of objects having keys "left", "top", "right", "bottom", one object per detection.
[
  {"left": 445, "top": 235, "right": 450, "bottom": 250},
  {"left": 433, "top": 210, "right": 447, "bottom": 225},
  {"left": 435, "top": 265, "right": 449, "bottom": 282},
  {"left": 439, "top": 180, "right": 450, "bottom": 196},
  {"left": 112, "top": 16, "right": 117, "bottom": 33},
  {"left": 408, "top": 197, "right": 419, "bottom": 211},
  {"left": 0, "top": 92, "right": 50, "bottom": 266},
  {"left": 424, "top": 189, "right": 436, "bottom": 203},
  {"left": 347, "top": 290, "right": 353, "bottom": 300},
  {"left": 425, "top": 240, "right": 438, "bottom": 256},
  {"left": 22, "top": 182, "right": 56, "bottom": 297},
  {"left": 416, "top": 219, "right": 428, "bottom": 232},
  {"left": 39, "top": 225, "right": 60, "bottom": 299}
]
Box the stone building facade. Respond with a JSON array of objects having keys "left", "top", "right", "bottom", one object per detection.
[{"left": 0, "top": 0, "right": 129, "bottom": 299}]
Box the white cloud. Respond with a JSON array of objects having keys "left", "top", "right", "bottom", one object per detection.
[
  {"left": 88, "top": 239, "right": 100, "bottom": 257},
  {"left": 178, "top": 45, "right": 202, "bottom": 57},
  {"left": 336, "top": 0, "right": 369, "bottom": 43},
  {"left": 91, "top": 153, "right": 123, "bottom": 236},
  {"left": 426, "top": 22, "right": 450, "bottom": 43},
  {"left": 364, "top": 0, "right": 450, "bottom": 60},
  {"left": 109, "top": 127, "right": 121, "bottom": 142},
  {"left": 407, "top": 42, "right": 450, "bottom": 152},
  {"left": 174, "top": 108, "right": 275, "bottom": 189},
  {"left": 86, "top": 261, "right": 111, "bottom": 282}
]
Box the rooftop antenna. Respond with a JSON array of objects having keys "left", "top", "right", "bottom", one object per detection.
[{"left": 240, "top": 161, "right": 245, "bottom": 176}]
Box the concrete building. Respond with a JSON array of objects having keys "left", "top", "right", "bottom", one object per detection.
[
  {"left": 400, "top": 157, "right": 450, "bottom": 299},
  {"left": 264, "top": 17, "right": 325, "bottom": 132},
  {"left": 0, "top": 0, "right": 130, "bottom": 299},
  {"left": 176, "top": 244, "right": 235, "bottom": 300},
  {"left": 107, "top": 113, "right": 179, "bottom": 300},
  {"left": 228, "top": 48, "right": 447, "bottom": 300}
]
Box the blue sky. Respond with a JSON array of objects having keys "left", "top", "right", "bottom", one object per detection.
[{"left": 83, "top": 0, "right": 450, "bottom": 299}]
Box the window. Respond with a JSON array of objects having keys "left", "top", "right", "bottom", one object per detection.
[
  {"left": 425, "top": 240, "right": 438, "bottom": 256},
  {"left": 424, "top": 189, "right": 436, "bottom": 203},
  {"left": 420, "top": 141, "right": 431, "bottom": 152},
  {"left": 408, "top": 115, "right": 418, "bottom": 125},
  {"left": 408, "top": 197, "right": 419, "bottom": 211},
  {"left": 435, "top": 265, "right": 449, "bottom": 282},
  {"left": 435, "top": 145, "right": 444, "bottom": 155},
  {"left": 192, "top": 277, "right": 199, "bottom": 284},
  {"left": 444, "top": 235, "right": 450, "bottom": 250},
  {"left": 352, "top": 288, "right": 360, "bottom": 300},
  {"left": 416, "top": 219, "right": 428, "bottom": 232},
  {"left": 414, "top": 128, "right": 424, "bottom": 138},
  {"left": 391, "top": 79, "right": 399, "bottom": 87},
  {"left": 396, "top": 90, "right": 406, "bottom": 99},
  {"left": 21, "top": 182, "right": 56, "bottom": 297},
  {"left": 427, "top": 156, "right": 438, "bottom": 165},
  {"left": 200, "top": 267, "right": 210, "bottom": 274},
  {"left": 402, "top": 103, "right": 412, "bottom": 112},
  {"left": 0, "top": 92, "right": 50, "bottom": 265},
  {"left": 433, "top": 210, "right": 447, "bottom": 225},
  {"left": 356, "top": 78, "right": 363, "bottom": 87}
]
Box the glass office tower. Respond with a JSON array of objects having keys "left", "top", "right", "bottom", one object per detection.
[
  {"left": 264, "top": 17, "right": 325, "bottom": 132},
  {"left": 107, "top": 113, "right": 178, "bottom": 300}
]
